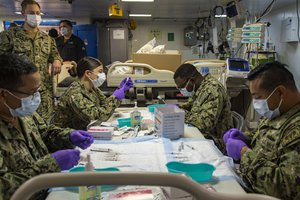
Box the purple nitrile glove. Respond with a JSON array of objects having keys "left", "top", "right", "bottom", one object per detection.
[
  {"left": 226, "top": 138, "right": 248, "bottom": 160},
  {"left": 223, "top": 128, "right": 247, "bottom": 144},
  {"left": 51, "top": 149, "right": 80, "bottom": 170},
  {"left": 70, "top": 130, "right": 94, "bottom": 149},
  {"left": 113, "top": 88, "right": 125, "bottom": 100},
  {"left": 119, "top": 77, "right": 133, "bottom": 91}
]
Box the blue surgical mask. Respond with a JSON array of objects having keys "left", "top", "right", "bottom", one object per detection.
[
  {"left": 60, "top": 27, "right": 69, "bottom": 36},
  {"left": 90, "top": 72, "right": 106, "bottom": 88},
  {"left": 253, "top": 87, "right": 282, "bottom": 119},
  {"left": 179, "top": 79, "right": 195, "bottom": 97},
  {"left": 6, "top": 91, "right": 41, "bottom": 117}
]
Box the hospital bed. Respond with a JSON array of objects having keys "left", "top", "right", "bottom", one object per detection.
[
  {"left": 12, "top": 172, "right": 279, "bottom": 200},
  {"left": 106, "top": 62, "right": 183, "bottom": 105}
]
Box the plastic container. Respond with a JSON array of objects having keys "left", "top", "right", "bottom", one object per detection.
[
  {"left": 69, "top": 166, "right": 120, "bottom": 191},
  {"left": 117, "top": 117, "right": 143, "bottom": 127},
  {"left": 79, "top": 154, "right": 101, "bottom": 200},
  {"left": 147, "top": 104, "right": 166, "bottom": 113},
  {"left": 166, "top": 162, "right": 215, "bottom": 182},
  {"left": 117, "top": 117, "right": 131, "bottom": 127},
  {"left": 130, "top": 101, "right": 141, "bottom": 127}
]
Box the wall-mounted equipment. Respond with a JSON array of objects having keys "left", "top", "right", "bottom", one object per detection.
[
  {"left": 226, "top": 1, "right": 238, "bottom": 18},
  {"left": 109, "top": 3, "right": 123, "bottom": 17},
  {"left": 184, "top": 26, "right": 197, "bottom": 46},
  {"left": 281, "top": 17, "right": 298, "bottom": 42},
  {"left": 241, "top": 23, "right": 265, "bottom": 44},
  {"left": 227, "top": 28, "right": 242, "bottom": 43}
]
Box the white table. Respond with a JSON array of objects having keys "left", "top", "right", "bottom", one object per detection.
[
  {"left": 109, "top": 107, "right": 204, "bottom": 139},
  {"left": 46, "top": 107, "right": 245, "bottom": 200}
]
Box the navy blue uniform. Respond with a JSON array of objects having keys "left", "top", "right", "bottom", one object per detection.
[{"left": 56, "top": 34, "right": 86, "bottom": 63}]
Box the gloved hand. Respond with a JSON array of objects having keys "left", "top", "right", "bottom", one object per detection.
[
  {"left": 69, "top": 130, "right": 94, "bottom": 149},
  {"left": 113, "top": 89, "right": 125, "bottom": 100},
  {"left": 51, "top": 149, "right": 80, "bottom": 170},
  {"left": 223, "top": 128, "right": 247, "bottom": 144},
  {"left": 226, "top": 138, "right": 248, "bottom": 160},
  {"left": 119, "top": 77, "right": 133, "bottom": 91}
]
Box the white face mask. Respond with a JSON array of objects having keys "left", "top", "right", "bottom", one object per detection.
[
  {"left": 5, "top": 91, "right": 41, "bottom": 117},
  {"left": 253, "top": 87, "right": 283, "bottom": 119},
  {"left": 26, "top": 14, "right": 42, "bottom": 27},
  {"left": 90, "top": 72, "right": 106, "bottom": 88},
  {"left": 179, "top": 79, "right": 195, "bottom": 97},
  {"left": 60, "top": 27, "right": 69, "bottom": 36}
]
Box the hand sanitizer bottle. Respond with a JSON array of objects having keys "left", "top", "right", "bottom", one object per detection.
[
  {"left": 130, "top": 101, "right": 141, "bottom": 127},
  {"left": 79, "top": 154, "right": 101, "bottom": 200}
]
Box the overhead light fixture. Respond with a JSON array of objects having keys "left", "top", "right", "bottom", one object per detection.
[
  {"left": 122, "top": 0, "right": 154, "bottom": 2},
  {"left": 129, "top": 14, "right": 152, "bottom": 17},
  {"left": 215, "top": 14, "right": 227, "bottom": 18},
  {"left": 14, "top": 11, "right": 44, "bottom": 15}
]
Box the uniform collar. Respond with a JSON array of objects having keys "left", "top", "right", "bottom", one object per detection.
[{"left": 261, "top": 102, "right": 300, "bottom": 129}]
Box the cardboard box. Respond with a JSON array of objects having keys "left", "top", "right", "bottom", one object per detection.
[
  {"left": 87, "top": 126, "right": 114, "bottom": 140},
  {"left": 132, "top": 51, "right": 182, "bottom": 72},
  {"left": 154, "top": 106, "right": 185, "bottom": 140}
]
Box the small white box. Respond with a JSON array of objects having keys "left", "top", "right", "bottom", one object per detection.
[
  {"left": 154, "top": 106, "right": 185, "bottom": 140},
  {"left": 87, "top": 126, "right": 114, "bottom": 140}
]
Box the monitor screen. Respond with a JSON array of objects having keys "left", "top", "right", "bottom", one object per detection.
[{"left": 230, "top": 60, "right": 245, "bottom": 70}]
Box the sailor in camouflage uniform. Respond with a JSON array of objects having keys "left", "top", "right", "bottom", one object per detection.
[
  {"left": 224, "top": 61, "right": 300, "bottom": 200},
  {"left": 174, "top": 63, "right": 233, "bottom": 153},
  {"left": 52, "top": 57, "right": 133, "bottom": 130},
  {"left": 0, "top": 53, "right": 93, "bottom": 200},
  {"left": 0, "top": 0, "right": 62, "bottom": 120}
]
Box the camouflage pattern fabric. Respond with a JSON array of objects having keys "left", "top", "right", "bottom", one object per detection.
[
  {"left": 0, "top": 27, "right": 63, "bottom": 120},
  {"left": 52, "top": 80, "right": 121, "bottom": 130},
  {"left": 180, "top": 74, "right": 233, "bottom": 153},
  {"left": 240, "top": 103, "right": 300, "bottom": 200},
  {"left": 0, "top": 112, "right": 74, "bottom": 200}
]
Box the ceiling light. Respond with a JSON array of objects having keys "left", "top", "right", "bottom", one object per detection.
[
  {"left": 14, "top": 11, "right": 44, "bottom": 15},
  {"left": 129, "top": 14, "right": 152, "bottom": 17},
  {"left": 122, "top": 0, "right": 154, "bottom": 2},
  {"left": 215, "top": 14, "right": 227, "bottom": 18}
]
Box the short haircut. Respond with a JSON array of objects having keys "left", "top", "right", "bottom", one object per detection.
[
  {"left": 247, "top": 61, "right": 297, "bottom": 91},
  {"left": 60, "top": 20, "right": 73, "bottom": 28},
  {"left": 0, "top": 53, "right": 38, "bottom": 91},
  {"left": 70, "top": 57, "right": 103, "bottom": 78},
  {"left": 48, "top": 28, "right": 58, "bottom": 38},
  {"left": 174, "top": 63, "right": 199, "bottom": 79},
  {"left": 21, "top": 0, "right": 40, "bottom": 11}
]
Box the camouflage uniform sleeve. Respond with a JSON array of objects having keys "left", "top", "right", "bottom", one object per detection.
[
  {"left": 240, "top": 125, "right": 300, "bottom": 199},
  {"left": 0, "top": 153, "right": 59, "bottom": 199},
  {"left": 32, "top": 112, "right": 74, "bottom": 152},
  {"left": 179, "top": 97, "right": 193, "bottom": 111},
  {"left": 243, "top": 130, "right": 256, "bottom": 141},
  {"left": 185, "top": 88, "right": 224, "bottom": 134},
  {"left": 48, "top": 37, "right": 63, "bottom": 63},
  {"left": 0, "top": 30, "right": 12, "bottom": 54},
  {"left": 68, "top": 89, "right": 120, "bottom": 123}
]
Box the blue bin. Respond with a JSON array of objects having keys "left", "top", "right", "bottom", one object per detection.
[{"left": 166, "top": 162, "right": 215, "bottom": 182}]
